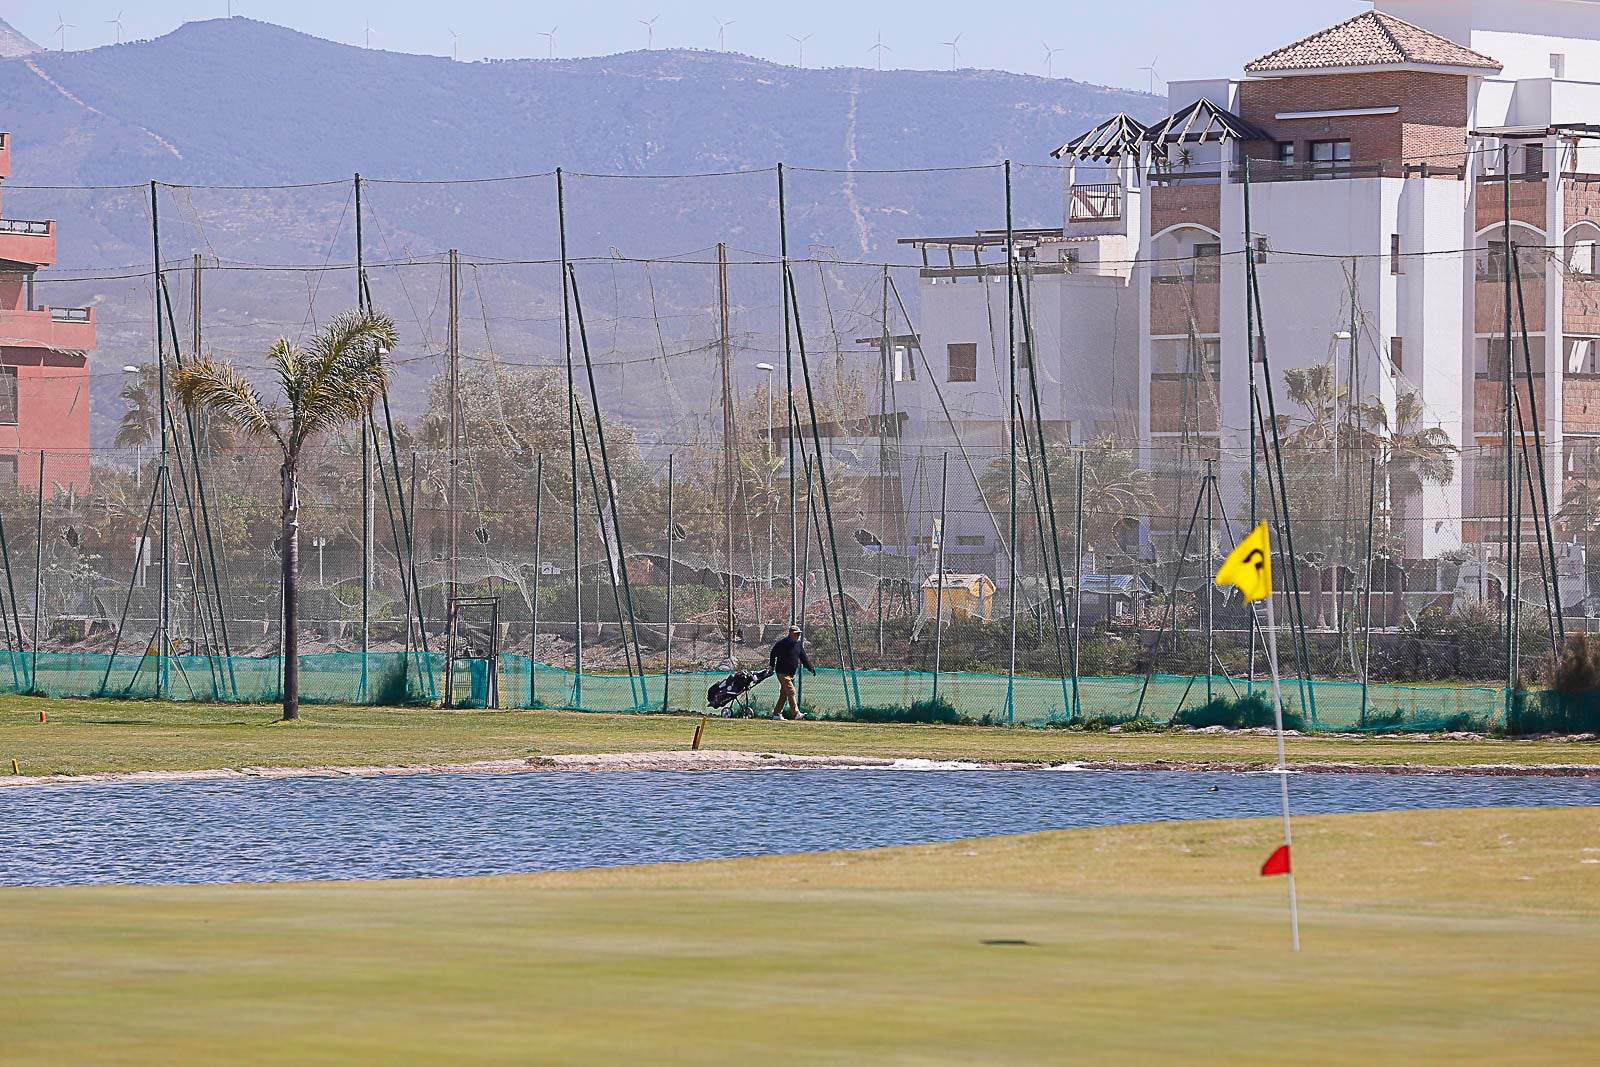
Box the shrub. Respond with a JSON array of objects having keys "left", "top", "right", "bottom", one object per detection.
[
  {"left": 824, "top": 698, "right": 966, "bottom": 726},
  {"left": 1172, "top": 693, "right": 1305, "bottom": 732}
]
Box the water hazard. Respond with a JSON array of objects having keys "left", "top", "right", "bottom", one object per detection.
[{"left": 2, "top": 769, "right": 1597, "bottom": 888}]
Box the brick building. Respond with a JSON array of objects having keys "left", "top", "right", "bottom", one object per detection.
[
  {"left": 0, "top": 131, "right": 93, "bottom": 497},
  {"left": 901, "top": 0, "right": 1600, "bottom": 592}
]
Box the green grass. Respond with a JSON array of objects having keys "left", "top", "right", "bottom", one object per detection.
[
  {"left": 1, "top": 807, "right": 1596, "bottom": 1064},
  {"left": 0, "top": 693, "right": 1596, "bottom": 777}
]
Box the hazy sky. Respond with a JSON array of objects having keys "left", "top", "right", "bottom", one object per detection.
[{"left": 9, "top": 0, "right": 1368, "bottom": 92}]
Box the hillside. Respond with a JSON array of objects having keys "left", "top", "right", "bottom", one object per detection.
[{"left": 0, "top": 17, "right": 1162, "bottom": 444}]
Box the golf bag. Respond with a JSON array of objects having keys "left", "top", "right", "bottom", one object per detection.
[{"left": 707, "top": 668, "right": 774, "bottom": 717}]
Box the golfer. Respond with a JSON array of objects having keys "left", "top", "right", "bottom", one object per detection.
[{"left": 769, "top": 624, "right": 816, "bottom": 720}]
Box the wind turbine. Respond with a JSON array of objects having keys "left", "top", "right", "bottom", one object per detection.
[
  {"left": 714, "top": 17, "right": 734, "bottom": 52},
  {"left": 788, "top": 32, "right": 813, "bottom": 69},
  {"left": 942, "top": 32, "right": 962, "bottom": 71},
  {"left": 540, "top": 26, "right": 558, "bottom": 59},
  {"left": 868, "top": 31, "right": 889, "bottom": 71},
  {"left": 1042, "top": 41, "right": 1065, "bottom": 79},
  {"left": 449, "top": 28, "right": 461, "bottom": 61},
  {"left": 365, "top": 20, "right": 376, "bottom": 49},
  {"left": 56, "top": 12, "right": 75, "bottom": 51},
  {"left": 639, "top": 15, "right": 659, "bottom": 50},
  {"left": 1139, "top": 55, "right": 1162, "bottom": 95},
  {"left": 108, "top": 11, "right": 124, "bottom": 44}
]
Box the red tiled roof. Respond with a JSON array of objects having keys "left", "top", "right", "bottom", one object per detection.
[{"left": 1245, "top": 11, "right": 1502, "bottom": 75}]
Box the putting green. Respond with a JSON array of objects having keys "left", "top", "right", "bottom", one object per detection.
[{"left": 2, "top": 807, "right": 1597, "bottom": 1064}]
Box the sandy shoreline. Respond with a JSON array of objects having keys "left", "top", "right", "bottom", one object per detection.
[{"left": 3, "top": 749, "right": 1600, "bottom": 788}]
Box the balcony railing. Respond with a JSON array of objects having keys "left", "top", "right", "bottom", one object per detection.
[
  {"left": 50, "top": 307, "right": 91, "bottom": 323},
  {"left": 0, "top": 219, "right": 51, "bottom": 236},
  {"left": 1235, "top": 159, "right": 1467, "bottom": 183},
  {"left": 0, "top": 133, "right": 8, "bottom": 149},
  {"left": 1068, "top": 183, "right": 1122, "bottom": 222}
]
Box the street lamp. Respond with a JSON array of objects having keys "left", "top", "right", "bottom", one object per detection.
[
  {"left": 756, "top": 362, "right": 776, "bottom": 600},
  {"left": 312, "top": 536, "right": 328, "bottom": 586}
]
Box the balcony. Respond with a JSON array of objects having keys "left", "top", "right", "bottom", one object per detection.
[
  {"left": 1149, "top": 374, "right": 1220, "bottom": 434},
  {"left": 1150, "top": 275, "right": 1220, "bottom": 336},
  {"left": 0, "top": 305, "right": 95, "bottom": 353},
  {"left": 1068, "top": 183, "right": 1121, "bottom": 222},
  {"left": 0, "top": 218, "right": 55, "bottom": 270}
]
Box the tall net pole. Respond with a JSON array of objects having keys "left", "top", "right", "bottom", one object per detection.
[{"left": 719, "top": 242, "right": 736, "bottom": 658}]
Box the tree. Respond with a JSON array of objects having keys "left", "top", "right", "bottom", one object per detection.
[
  {"left": 116, "top": 363, "right": 236, "bottom": 456},
  {"left": 173, "top": 310, "right": 398, "bottom": 721}
]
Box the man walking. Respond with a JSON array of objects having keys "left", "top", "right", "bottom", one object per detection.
[{"left": 770, "top": 624, "right": 816, "bottom": 720}]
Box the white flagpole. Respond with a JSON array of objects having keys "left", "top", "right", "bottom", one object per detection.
[{"left": 1260, "top": 593, "right": 1301, "bottom": 952}]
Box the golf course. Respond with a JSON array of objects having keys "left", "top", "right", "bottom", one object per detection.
[{"left": 0, "top": 806, "right": 1595, "bottom": 1064}]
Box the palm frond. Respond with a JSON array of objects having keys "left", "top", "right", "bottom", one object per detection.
[
  {"left": 292, "top": 312, "right": 398, "bottom": 449},
  {"left": 172, "top": 358, "right": 283, "bottom": 453}
]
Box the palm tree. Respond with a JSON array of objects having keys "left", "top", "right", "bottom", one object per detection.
[
  {"left": 117, "top": 363, "right": 237, "bottom": 457},
  {"left": 1363, "top": 390, "right": 1457, "bottom": 549},
  {"left": 174, "top": 310, "right": 398, "bottom": 721}
]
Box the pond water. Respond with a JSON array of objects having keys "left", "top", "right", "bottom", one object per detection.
[{"left": 2, "top": 769, "right": 1597, "bottom": 888}]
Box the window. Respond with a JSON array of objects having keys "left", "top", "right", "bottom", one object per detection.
[
  {"left": 1391, "top": 233, "right": 1403, "bottom": 275},
  {"left": 893, "top": 344, "right": 916, "bottom": 383},
  {"left": 1524, "top": 144, "right": 1546, "bottom": 180},
  {"left": 1487, "top": 338, "right": 1511, "bottom": 380},
  {"left": 1480, "top": 240, "right": 1510, "bottom": 282},
  {"left": 947, "top": 342, "right": 978, "bottom": 383},
  {"left": 0, "top": 455, "right": 14, "bottom": 488},
  {"left": 1277, "top": 141, "right": 1296, "bottom": 165},
  {"left": 955, "top": 535, "right": 986, "bottom": 547},
  {"left": 1254, "top": 236, "right": 1270, "bottom": 264},
  {"left": 1571, "top": 338, "right": 1598, "bottom": 376},
  {"left": 1017, "top": 338, "right": 1032, "bottom": 371},
  {"left": 0, "top": 367, "right": 16, "bottom": 426},
  {"left": 1193, "top": 242, "right": 1222, "bottom": 283},
  {"left": 1571, "top": 240, "right": 1597, "bottom": 276},
  {"left": 1311, "top": 139, "right": 1352, "bottom": 178},
  {"left": 1552, "top": 53, "right": 1568, "bottom": 79},
  {"left": 1391, "top": 337, "right": 1404, "bottom": 374}
]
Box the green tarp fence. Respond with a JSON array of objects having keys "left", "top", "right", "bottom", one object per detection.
[{"left": 1, "top": 650, "right": 1508, "bottom": 731}]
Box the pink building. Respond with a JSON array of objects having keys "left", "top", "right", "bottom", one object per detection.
[{"left": 0, "top": 131, "right": 93, "bottom": 497}]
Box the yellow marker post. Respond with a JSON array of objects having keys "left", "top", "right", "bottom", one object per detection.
[
  {"left": 11, "top": 759, "right": 18, "bottom": 775},
  {"left": 1216, "top": 522, "right": 1299, "bottom": 952},
  {"left": 691, "top": 716, "right": 707, "bottom": 751}
]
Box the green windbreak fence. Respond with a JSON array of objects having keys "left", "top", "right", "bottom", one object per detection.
[{"left": 0, "top": 650, "right": 1507, "bottom": 732}]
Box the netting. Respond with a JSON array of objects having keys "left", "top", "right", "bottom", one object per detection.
[{"left": 0, "top": 149, "right": 1585, "bottom": 729}]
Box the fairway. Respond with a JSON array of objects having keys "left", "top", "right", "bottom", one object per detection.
[
  {"left": 2, "top": 694, "right": 1597, "bottom": 779},
  {"left": 3, "top": 807, "right": 1596, "bottom": 1064}
]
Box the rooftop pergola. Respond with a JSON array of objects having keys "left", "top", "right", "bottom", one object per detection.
[{"left": 1051, "top": 114, "right": 1150, "bottom": 162}]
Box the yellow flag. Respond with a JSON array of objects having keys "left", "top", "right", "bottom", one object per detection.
[{"left": 1216, "top": 523, "right": 1273, "bottom": 603}]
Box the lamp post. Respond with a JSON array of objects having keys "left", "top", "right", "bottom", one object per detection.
[
  {"left": 311, "top": 536, "right": 328, "bottom": 586},
  {"left": 756, "top": 362, "right": 776, "bottom": 601}
]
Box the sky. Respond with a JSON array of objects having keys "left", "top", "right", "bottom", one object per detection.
[{"left": 8, "top": 0, "right": 1369, "bottom": 92}]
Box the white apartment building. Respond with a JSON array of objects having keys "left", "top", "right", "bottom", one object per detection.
[{"left": 901, "top": 0, "right": 1600, "bottom": 579}]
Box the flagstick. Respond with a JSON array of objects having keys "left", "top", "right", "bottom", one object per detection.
[{"left": 1261, "top": 593, "right": 1301, "bottom": 952}]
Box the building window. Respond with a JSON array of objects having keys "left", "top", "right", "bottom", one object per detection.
[
  {"left": 1277, "top": 141, "right": 1296, "bottom": 165},
  {"left": 1254, "top": 236, "right": 1270, "bottom": 264},
  {"left": 1391, "top": 337, "right": 1404, "bottom": 374},
  {"left": 1017, "top": 338, "right": 1032, "bottom": 371},
  {"left": 1487, "top": 338, "right": 1511, "bottom": 380},
  {"left": 1524, "top": 144, "right": 1546, "bottom": 180},
  {"left": 0, "top": 455, "right": 14, "bottom": 487},
  {"left": 1570, "top": 338, "right": 1598, "bottom": 376},
  {"left": 1193, "top": 242, "right": 1222, "bottom": 283},
  {"left": 1551, "top": 53, "right": 1567, "bottom": 79},
  {"left": 893, "top": 344, "right": 916, "bottom": 383},
  {"left": 0, "top": 368, "right": 16, "bottom": 426},
  {"left": 947, "top": 342, "right": 978, "bottom": 383},
  {"left": 1571, "top": 240, "right": 1597, "bottom": 277},
  {"left": 1480, "top": 240, "right": 1510, "bottom": 282},
  {"left": 1391, "top": 233, "right": 1403, "bottom": 275},
  {"left": 1310, "top": 139, "right": 1352, "bottom": 178},
  {"left": 955, "top": 535, "right": 986, "bottom": 547}
]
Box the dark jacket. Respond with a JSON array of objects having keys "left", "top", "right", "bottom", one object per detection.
[{"left": 769, "top": 635, "right": 815, "bottom": 676}]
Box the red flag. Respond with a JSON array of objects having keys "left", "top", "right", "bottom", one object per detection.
[{"left": 1261, "top": 845, "right": 1292, "bottom": 877}]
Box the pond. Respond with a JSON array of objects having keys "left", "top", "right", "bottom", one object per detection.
[{"left": 2, "top": 769, "right": 1597, "bottom": 888}]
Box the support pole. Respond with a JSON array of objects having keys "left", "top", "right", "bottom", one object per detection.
[
  {"left": 933, "top": 452, "right": 948, "bottom": 706},
  {"left": 1502, "top": 147, "right": 1516, "bottom": 718},
  {"left": 557, "top": 169, "right": 583, "bottom": 707},
  {"left": 664, "top": 453, "right": 675, "bottom": 713},
  {"left": 355, "top": 175, "right": 372, "bottom": 693},
  {"left": 1205, "top": 457, "right": 1215, "bottom": 705},
  {"left": 531, "top": 454, "right": 544, "bottom": 707},
  {"left": 1072, "top": 451, "right": 1085, "bottom": 719},
  {"left": 150, "top": 181, "right": 171, "bottom": 701},
  {"left": 719, "top": 242, "right": 737, "bottom": 657},
  {"left": 31, "top": 450, "right": 43, "bottom": 691},
  {"left": 448, "top": 248, "right": 460, "bottom": 609},
  {"left": 778, "top": 164, "right": 798, "bottom": 624},
  {"left": 1361, "top": 456, "right": 1376, "bottom": 728},
  {"left": 1260, "top": 593, "right": 1301, "bottom": 952},
  {"left": 1004, "top": 160, "right": 1020, "bottom": 725}
]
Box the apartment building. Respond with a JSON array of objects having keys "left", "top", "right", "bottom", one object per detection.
[
  {"left": 903, "top": 0, "right": 1600, "bottom": 572},
  {"left": 0, "top": 131, "right": 94, "bottom": 496}
]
